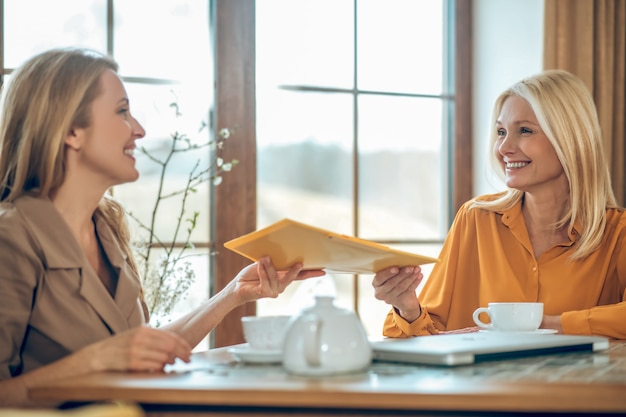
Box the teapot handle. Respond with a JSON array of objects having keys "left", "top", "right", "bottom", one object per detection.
[{"left": 302, "top": 315, "right": 321, "bottom": 367}]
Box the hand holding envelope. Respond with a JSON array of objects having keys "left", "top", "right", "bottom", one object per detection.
[{"left": 224, "top": 219, "right": 438, "bottom": 274}]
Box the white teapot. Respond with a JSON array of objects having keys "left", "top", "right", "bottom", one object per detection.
[{"left": 282, "top": 295, "right": 372, "bottom": 376}]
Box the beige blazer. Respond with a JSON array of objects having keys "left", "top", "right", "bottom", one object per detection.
[{"left": 0, "top": 195, "right": 146, "bottom": 380}]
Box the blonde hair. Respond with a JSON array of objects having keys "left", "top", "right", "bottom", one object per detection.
[
  {"left": 0, "top": 47, "right": 140, "bottom": 278},
  {"left": 471, "top": 69, "right": 617, "bottom": 261}
]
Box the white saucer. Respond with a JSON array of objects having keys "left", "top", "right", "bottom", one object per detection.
[
  {"left": 228, "top": 344, "right": 283, "bottom": 364},
  {"left": 479, "top": 329, "right": 558, "bottom": 335}
]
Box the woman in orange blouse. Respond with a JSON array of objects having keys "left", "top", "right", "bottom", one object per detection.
[{"left": 372, "top": 70, "right": 626, "bottom": 340}]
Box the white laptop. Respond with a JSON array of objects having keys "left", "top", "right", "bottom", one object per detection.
[{"left": 370, "top": 332, "right": 610, "bottom": 366}]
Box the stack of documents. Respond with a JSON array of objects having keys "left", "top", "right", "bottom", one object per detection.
[{"left": 224, "top": 218, "right": 438, "bottom": 274}]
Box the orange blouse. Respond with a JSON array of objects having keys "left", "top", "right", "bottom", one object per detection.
[{"left": 383, "top": 194, "right": 626, "bottom": 340}]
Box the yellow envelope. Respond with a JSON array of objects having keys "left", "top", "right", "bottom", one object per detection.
[{"left": 223, "top": 218, "right": 439, "bottom": 274}]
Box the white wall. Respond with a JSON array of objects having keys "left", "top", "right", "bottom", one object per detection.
[{"left": 472, "top": 0, "right": 544, "bottom": 197}]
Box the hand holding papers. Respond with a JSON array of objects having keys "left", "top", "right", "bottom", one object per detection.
[{"left": 224, "top": 219, "right": 438, "bottom": 274}]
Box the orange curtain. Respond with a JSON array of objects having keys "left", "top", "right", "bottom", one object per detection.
[{"left": 544, "top": 0, "right": 626, "bottom": 205}]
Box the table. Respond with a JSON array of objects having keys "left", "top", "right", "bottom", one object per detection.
[{"left": 29, "top": 341, "right": 626, "bottom": 416}]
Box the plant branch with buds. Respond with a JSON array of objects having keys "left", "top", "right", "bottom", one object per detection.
[{"left": 126, "top": 103, "right": 238, "bottom": 325}]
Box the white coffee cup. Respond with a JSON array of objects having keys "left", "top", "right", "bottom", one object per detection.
[
  {"left": 472, "top": 302, "right": 543, "bottom": 332},
  {"left": 241, "top": 315, "right": 291, "bottom": 350}
]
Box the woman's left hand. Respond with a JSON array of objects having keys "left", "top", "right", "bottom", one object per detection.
[
  {"left": 541, "top": 315, "right": 563, "bottom": 333},
  {"left": 439, "top": 326, "right": 481, "bottom": 335},
  {"left": 233, "top": 256, "right": 325, "bottom": 303}
]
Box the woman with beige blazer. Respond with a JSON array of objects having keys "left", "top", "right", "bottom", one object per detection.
[{"left": 0, "top": 48, "right": 325, "bottom": 407}]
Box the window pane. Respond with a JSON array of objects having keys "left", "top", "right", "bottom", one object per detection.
[
  {"left": 256, "top": 89, "right": 356, "bottom": 318},
  {"left": 114, "top": 0, "right": 211, "bottom": 81},
  {"left": 4, "top": 0, "right": 106, "bottom": 68},
  {"left": 357, "top": 0, "right": 444, "bottom": 95},
  {"left": 358, "top": 95, "right": 445, "bottom": 240},
  {"left": 256, "top": 0, "right": 354, "bottom": 89},
  {"left": 257, "top": 90, "right": 354, "bottom": 232}
]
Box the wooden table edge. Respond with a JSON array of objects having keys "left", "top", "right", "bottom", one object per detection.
[{"left": 29, "top": 379, "right": 626, "bottom": 414}]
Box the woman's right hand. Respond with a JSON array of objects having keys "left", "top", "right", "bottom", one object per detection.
[
  {"left": 85, "top": 326, "right": 192, "bottom": 373},
  {"left": 0, "top": 326, "right": 192, "bottom": 407},
  {"left": 372, "top": 265, "right": 424, "bottom": 322}
]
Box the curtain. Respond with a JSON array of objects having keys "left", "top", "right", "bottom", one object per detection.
[{"left": 544, "top": 0, "right": 626, "bottom": 205}]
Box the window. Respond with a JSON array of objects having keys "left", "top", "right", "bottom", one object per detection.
[
  {"left": 253, "top": 0, "right": 461, "bottom": 336},
  {"left": 1, "top": 0, "right": 213, "bottom": 338}
]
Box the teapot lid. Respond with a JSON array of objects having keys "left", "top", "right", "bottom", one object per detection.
[{"left": 313, "top": 295, "right": 335, "bottom": 306}]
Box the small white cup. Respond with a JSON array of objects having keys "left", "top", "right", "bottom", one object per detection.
[
  {"left": 472, "top": 302, "right": 543, "bottom": 332},
  {"left": 241, "top": 315, "right": 291, "bottom": 351}
]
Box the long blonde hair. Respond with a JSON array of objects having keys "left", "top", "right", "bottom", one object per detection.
[
  {"left": 472, "top": 69, "right": 617, "bottom": 261},
  {"left": 0, "top": 47, "right": 140, "bottom": 277}
]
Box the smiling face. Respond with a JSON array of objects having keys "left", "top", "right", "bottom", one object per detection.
[
  {"left": 68, "top": 69, "right": 145, "bottom": 188},
  {"left": 493, "top": 95, "right": 567, "bottom": 196}
]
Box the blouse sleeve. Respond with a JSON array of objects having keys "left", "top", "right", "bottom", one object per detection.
[
  {"left": 0, "top": 207, "right": 43, "bottom": 380},
  {"left": 560, "top": 215, "right": 626, "bottom": 339},
  {"left": 382, "top": 306, "right": 440, "bottom": 337}
]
